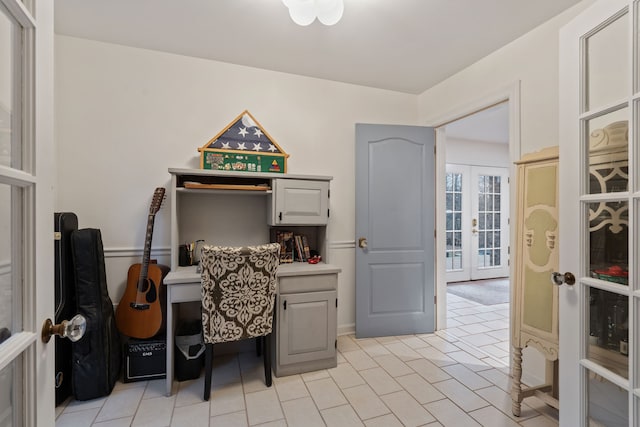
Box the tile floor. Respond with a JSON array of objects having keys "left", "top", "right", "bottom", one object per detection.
[{"left": 55, "top": 290, "right": 559, "bottom": 427}]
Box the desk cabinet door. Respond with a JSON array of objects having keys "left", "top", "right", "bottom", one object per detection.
[
  {"left": 270, "top": 179, "right": 329, "bottom": 225},
  {"left": 278, "top": 291, "right": 337, "bottom": 366}
]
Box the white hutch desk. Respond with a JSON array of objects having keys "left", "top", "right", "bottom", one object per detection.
[{"left": 164, "top": 168, "right": 340, "bottom": 396}]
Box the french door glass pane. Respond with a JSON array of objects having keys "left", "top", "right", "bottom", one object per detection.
[
  {"left": 446, "top": 251, "right": 462, "bottom": 270},
  {"left": 477, "top": 174, "right": 501, "bottom": 268},
  {"left": 446, "top": 173, "right": 463, "bottom": 272},
  {"left": 587, "top": 288, "right": 628, "bottom": 378},
  {"left": 0, "top": 183, "right": 13, "bottom": 339},
  {"left": 587, "top": 369, "right": 628, "bottom": 425},
  {"left": 588, "top": 111, "right": 628, "bottom": 195},
  {"left": 588, "top": 201, "right": 628, "bottom": 283},
  {"left": 586, "top": 12, "right": 629, "bottom": 110},
  {"left": 0, "top": 8, "right": 15, "bottom": 168}
]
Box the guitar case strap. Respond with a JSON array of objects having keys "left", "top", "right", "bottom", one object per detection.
[{"left": 71, "top": 228, "right": 121, "bottom": 401}]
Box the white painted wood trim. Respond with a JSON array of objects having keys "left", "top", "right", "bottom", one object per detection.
[
  {"left": 435, "top": 127, "right": 447, "bottom": 330},
  {"left": 338, "top": 324, "right": 356, "bottom": 336},
  {"left": 102, "top": 241, "right": 348, "bottom": 258},
  {"left": 0, "top": 332, "right": 36, "bottom": 373},
  {"left": 103, "top": 247, "right": 171, "bottom": 258},
  {"left": 0, "top": 165, "right": 36, "bottom": 186},
  {"left": 0, "top": 260, "right": 9, "bottom": 276},
  {"left": 329, "top": 240, "right": 355, "bottom": 250},
  {"left": 559, "top": 1, "right": 631, "bottom": 425},
  {"left": 427, "top": 80, "right": 522, "bottom": 332}
]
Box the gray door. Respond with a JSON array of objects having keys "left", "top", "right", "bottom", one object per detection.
[{"left": 355, "top": 124, "right": 435, "bottom": 338}]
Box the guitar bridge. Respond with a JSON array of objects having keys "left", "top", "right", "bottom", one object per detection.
[{"left": 130, "top": 302, "right": 150, "bottom": 310}]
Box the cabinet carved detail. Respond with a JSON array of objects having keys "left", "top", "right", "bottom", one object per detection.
[
  {"left": 512, "top": 147, "right": 559, "bottom": 416},
  {"left": 521, "top": 336, "right": 559, "bottom": 359}
]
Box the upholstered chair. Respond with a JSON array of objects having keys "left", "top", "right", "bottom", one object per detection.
[{"left": 199, "top": 243, "right": 280, "bottom": 401}]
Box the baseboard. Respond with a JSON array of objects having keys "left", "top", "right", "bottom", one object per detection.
[{"left": 338, "top": 323, "right": 355, "bottom": 336}]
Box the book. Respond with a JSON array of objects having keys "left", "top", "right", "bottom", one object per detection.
[
  {"left": 294, "top": 235, "right": 305, "bottom": 262},
  {"left": 301, "top": 235, "right": 311, "bottom": 260},
  {"left": 280, "top": 231, "right": 294, "bottom": 263}
]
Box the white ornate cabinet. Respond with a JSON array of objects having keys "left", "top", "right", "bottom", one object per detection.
[{"left": 511, "top": 146, "right": 559, "bottom": 416}]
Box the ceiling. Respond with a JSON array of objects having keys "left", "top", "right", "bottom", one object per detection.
[
  {"left": 446, "top": 102, "right": 509, "bottom": 144},
  {"left": 54, "top": 0, "right": 583, "bottom": 95}
]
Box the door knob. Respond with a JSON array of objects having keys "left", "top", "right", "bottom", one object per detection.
[
  {"left": 358, "top": 237, "right": 368, "bottom": 248},
  {"left": 41, "top": 314, "right": 87, "bottom": 343},
  {"left": 551, "top": 272, "right": 576, "bottom": 286}
]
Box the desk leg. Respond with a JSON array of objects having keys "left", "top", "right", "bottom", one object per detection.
[{"left": 166, "top": 295, "right": 175, "bottom": 396}]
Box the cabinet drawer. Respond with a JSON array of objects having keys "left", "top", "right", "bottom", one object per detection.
[{"left": 278, "top": 273, "right": 337, "bottom": 294}]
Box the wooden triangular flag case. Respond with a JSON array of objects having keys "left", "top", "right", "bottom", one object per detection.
[{"left": 198, "top": 110, "right": 289, "bottom": 173}]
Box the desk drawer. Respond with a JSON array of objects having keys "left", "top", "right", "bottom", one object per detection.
[
  {"left": 169, "top": 282, "right": 201, "bottom": 303},
  {"left": 278, "top": 273, "right": 337, "bottom": 294}
]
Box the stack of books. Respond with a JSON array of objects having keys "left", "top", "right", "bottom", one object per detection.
[{"left": 274, "top": 230, "right": 311, "bottom": 263}]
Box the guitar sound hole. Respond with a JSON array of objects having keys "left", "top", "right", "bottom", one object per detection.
[
  {"left": 144, "top": 279, "right": 157, "bottom": 303},
  {"left": 138, "top": 279, "right": 149, "bottom": 292}
]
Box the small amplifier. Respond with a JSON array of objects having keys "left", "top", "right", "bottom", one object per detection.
[{"left": 123, "top": 338, "right": 166, "bottom": 383}]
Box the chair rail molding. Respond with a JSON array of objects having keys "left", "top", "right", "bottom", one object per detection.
[
  {"left": 329, "top": 240, "right": 356, "bottom": 250},
  {"left": 103, "top": 247, "right": 171, "bottom": 258}
]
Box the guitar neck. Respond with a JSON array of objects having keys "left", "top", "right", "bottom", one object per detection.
[{"left": 140, "top": 214, "right": 155, "bottom": 280}]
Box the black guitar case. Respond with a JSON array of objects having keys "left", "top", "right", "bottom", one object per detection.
[
  {"left": 54, "top": 212, "right": 78, "bottom": 406},
  {"left": 71, "top": 228, "right": 121, "bottom": 401}
]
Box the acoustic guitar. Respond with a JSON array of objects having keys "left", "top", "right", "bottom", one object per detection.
[{"left": 116, "top": 187, "right": 169, "bottom": 339}]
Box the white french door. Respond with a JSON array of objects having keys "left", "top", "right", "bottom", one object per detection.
[
  {"left": 0, "top": 0, "right": 55, "bottom": 426},
  {"left": 445, "top": 164, "right": 509, "bottom": 282},
  {"left": 559, "top": 0, "right": 637, "bottom": 425}
]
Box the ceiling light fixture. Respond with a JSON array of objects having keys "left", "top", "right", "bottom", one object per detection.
[{"left": 282, "top": 0, "right": 344, "bottom": 26}]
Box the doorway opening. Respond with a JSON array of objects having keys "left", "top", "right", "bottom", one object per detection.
[{"left": 439, "top": 101, "right": 512, "bottom": 365}]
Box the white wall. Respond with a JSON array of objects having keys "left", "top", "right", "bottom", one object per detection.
[
  {"left": 54, "top": 35, "right": 419, "bottom": 331},
  {"left": 418, "top": 0, "right": 596, "bottom": 385}
]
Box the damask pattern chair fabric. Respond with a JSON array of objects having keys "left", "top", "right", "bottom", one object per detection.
[{"left": 199, "top": 243, "right": 280, "bottom": 400}]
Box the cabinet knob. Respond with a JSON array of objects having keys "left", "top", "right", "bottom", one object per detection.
[
  {"left": 358, "top": 237, "right": 368, "bottom": 249},
  {"left": 551, "top": 271, "right": 576, "bottom": 286}
]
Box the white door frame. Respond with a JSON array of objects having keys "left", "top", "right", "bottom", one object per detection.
[
  {"left": 559, "top": 0, "right": 631, "bottom": 424},
  {"left": 35, "top": 1, "right": 56, "bottom": 424},
  {"left": 0, "top": 0, "right": 55, "bottom": 425},
  {"left": 429, "top": 81, "right": 521, "bottom": 330}
]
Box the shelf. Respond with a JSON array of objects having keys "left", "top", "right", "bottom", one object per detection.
[
  {"left": 176, "top": 187, "right": 272, "bottom": 196},
  {"left": 169, "top": 168, "right": 332, "bottom": 182},
  {"left": 183, "top": 182, "right": 270, "bottom": 191}
]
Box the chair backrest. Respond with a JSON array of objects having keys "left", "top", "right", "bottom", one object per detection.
[{"left": 200, "top": 243, "right": 280, "bottom": 344}]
